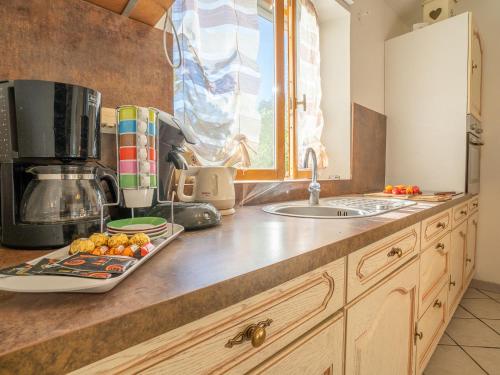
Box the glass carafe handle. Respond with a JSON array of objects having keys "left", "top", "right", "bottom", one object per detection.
[
  {"left": 98, "top": 168, "right": 119, "bottom": 204},
  {"left": 98, "top": 168, "right": 120, "bottom": 232}
]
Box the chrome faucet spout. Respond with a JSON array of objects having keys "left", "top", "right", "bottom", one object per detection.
[{"left": 303, "top": 147, "right": 320, "bottom": 206}]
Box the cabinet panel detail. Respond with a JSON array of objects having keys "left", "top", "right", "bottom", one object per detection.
[
  {"left": 347, "top": 223, "right": 420, "bottom": 301},
  {"left": 421, "top": 210, "right": 452, "bottom": 249},
  {"left": 248, "top": 314, "right": 344, "bottom": 375},
  {"left": 72, "top": 259, "right": 345, "bottom": 375},
  {"left": 419, "top": 233, "right": 450, "bottom": 316},
  {"left": 346, "top": 259, "right": 419, "bottom": 375}
]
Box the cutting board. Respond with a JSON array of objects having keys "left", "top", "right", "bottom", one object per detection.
[{"left": 364, "top": 192, "right": 452, "bottom": 202}]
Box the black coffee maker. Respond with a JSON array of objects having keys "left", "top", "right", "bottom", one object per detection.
[{"left": 0, "top": 80, "right": 116, "bottom": 249}]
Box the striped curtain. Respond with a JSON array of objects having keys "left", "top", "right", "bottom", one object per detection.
[
  {"left": 296, "top": 0, "right": 328, "bottom": 169},
  {"left": 173, "top": 0, "right": 261, "bottom": 166}
]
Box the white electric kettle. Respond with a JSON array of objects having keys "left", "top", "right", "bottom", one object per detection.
[{"left": 177, "top": 167, "right": 237, "bottom": 215}]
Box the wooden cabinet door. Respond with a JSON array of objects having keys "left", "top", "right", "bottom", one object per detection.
[
  {"left": 415, "top": 284, "right": 448, "bottom": 373},
  {"left": 449, "top": 222, "right": 467, "bottom": 315},
  {"left": 345, "top": 259, "right": 419, "bottom": 375},
  {"left": 465, "top": 212, "right": 479, "bottom": 284},
  {"left": 469, "top": 24, "right": 483, "bottom": 119},
  {"left": 248, "top": 314, "right": 344, "bottom": 375}
]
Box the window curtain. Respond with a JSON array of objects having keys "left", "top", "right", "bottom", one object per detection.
[
  {"left": 173, "top": 0, "right": 262, "bottom": 166},
  {"left": 296, "top": 0, "right": 328, "bottom": 169}
]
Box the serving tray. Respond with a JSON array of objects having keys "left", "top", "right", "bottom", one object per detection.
[{"left": 0, "top": 224, "right": 184, "bottom": 294}]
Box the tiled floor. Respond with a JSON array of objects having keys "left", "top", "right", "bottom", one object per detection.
[{"left": 425, "top": 287, "right": 500, "bottom": 375}]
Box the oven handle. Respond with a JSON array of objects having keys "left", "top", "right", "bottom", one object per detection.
[
  {"left": 469, "top": 139, "right": 485, "bottom": 146},
  {"left": 469, "top": 133, "right": 484, "bottom": 146}
]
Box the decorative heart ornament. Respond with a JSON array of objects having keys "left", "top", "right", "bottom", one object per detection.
[{"left": 429, "top": 7, "right": 442, "bottom": 20}]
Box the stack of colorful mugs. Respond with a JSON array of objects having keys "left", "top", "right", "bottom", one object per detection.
[{"left": 116, "top": 105, "right": 157, "bottom": 208}]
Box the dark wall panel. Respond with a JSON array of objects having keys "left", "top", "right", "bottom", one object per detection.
[{"left": 0, "top": 0, "right": 172, "bottom": 112}]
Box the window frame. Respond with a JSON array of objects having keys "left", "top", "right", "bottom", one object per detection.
[
  {"left": 237, "top": 0, "right": 313, "bottom": 181},
  {"left": 287, "top": 0, "right": 311, "bottom": 180},
  {"left": 236, "top": 0, "right": 286, "bottom": 181}
]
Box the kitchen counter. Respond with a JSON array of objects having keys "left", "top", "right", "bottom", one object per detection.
[{"left": 0, "top": 194, "right": 471, "bottom": 374}]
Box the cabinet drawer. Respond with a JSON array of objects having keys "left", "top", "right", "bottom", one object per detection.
[
  {"left": 347, "top": 223, "right": 420, "bottom": 302},
  {"left": 419, "top": 232, "right": 450, "bottom": 316},
  {"left": 71, "top": 258, "right": 345, "bottom": 375},
  {"left": 248, "top": 313, "right": 344, "bottom": 375},
  {"left": 469, "top": 196, "right": 479, "bottom": 213},
  {"left": 416, "top": 285, "right": 448, "bottom": 373},
  {"left": 421, "top": 209, "right": 451, "bottom": 249},
  {"left": 452, "top": 202, "right": 469, "bottom": 228}
]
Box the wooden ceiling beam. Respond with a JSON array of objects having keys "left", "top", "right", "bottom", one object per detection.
[{"left": 121, "top": 0, "right": 139, "bottom": 16}]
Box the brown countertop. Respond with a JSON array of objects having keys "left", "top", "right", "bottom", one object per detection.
[{"left": 0, "top": 194, "right": 470, "bottom": 374}]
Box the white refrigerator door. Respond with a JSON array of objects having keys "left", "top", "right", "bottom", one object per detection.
[{"left": 385, "top": 13, "right": 470, "bottom": 193}]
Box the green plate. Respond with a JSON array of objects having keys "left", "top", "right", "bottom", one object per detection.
[{"left": 106, "top": 217, "right": 167, "bottom": 231}]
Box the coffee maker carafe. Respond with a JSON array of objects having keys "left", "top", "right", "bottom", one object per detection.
[{"left": 0, "top": 80, "right": 116, "bottom": 249}]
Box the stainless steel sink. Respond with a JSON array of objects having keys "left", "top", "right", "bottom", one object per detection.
[
  {"left": 263, "top": 197, "right": 416, "bottom": 219},
  {"left": 264, "top": 205, "right": 369, "bottom": 218}
]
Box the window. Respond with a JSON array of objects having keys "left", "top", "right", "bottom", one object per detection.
[
  {"left": 172, "top": 0, "right": 350, "bottom": 181},
  {"left": 250, "top": 3, "right": 276, "bottom": 170}
]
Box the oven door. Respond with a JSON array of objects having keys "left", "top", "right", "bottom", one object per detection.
[{"left": 467, "top": 133, "right": 483, "bottom": 194}]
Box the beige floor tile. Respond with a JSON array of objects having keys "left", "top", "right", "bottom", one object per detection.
[
  {"left": 481, "top": 289, "right": 500, "bottom": 302},
  {"left": 439, "top": 333, "right": 457, "bottom": 345},
  {"left": 460, "top": 298, "right": 500, "bottom": 319},
  {"left": 463, "top": 347, "right": 500, "bottom": 375},
  {"left": 483, "top": 319, "right": 500, "bottom": 334},
  {"left": 446, "top": 318, "right": 500, "bottom": 347},
  {"left": 454, "top": 305, "right": 475, "bottom": 318},
  {"left": 463, "top": 288, "right": 489, "bottom": 299},
  {"left": 424, "top": 346, "right": 486, "bottom": 375}
]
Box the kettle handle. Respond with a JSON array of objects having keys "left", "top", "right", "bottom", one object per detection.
[{"left": 177, "top": 168, "right": 199, "bottom": 202}]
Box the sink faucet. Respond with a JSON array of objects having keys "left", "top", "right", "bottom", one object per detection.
[{"left": 303, "top": 147, "right": 320, "bottom": 206}]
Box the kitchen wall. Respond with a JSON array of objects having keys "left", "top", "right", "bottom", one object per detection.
[
  {"left": 318, "top": 3, "right": 352, "bottom": 180},
  {"left": 0, "top": 0, "right": 172, "bottom": 112},
  {"left": 453, "top": 0, "right": 500, "bottom": 285},
  {"left": 350, "top": 0, "right": 410, "bottom": 114}
]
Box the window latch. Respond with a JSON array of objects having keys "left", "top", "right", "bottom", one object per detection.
[{"left": 295, "top": 94, "right": 307, "bottom": 112}]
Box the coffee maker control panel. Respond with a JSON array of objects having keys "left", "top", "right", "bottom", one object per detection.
[{"left": 0, "top": 83, "right": 14, "bottom": 162}]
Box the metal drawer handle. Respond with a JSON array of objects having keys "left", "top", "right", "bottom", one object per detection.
[
  {"left": 459, "top": 231, "right": 466, "bottom": 238},
  {"left": 415, "top": 331, "right": 424, "bottom": 341},
  {"left": 435, "top": 242, "right": 447, "bottom": 254},
  {"left": 473, "top": 202, "right": 479, "bottom": 208},
  {"left": 450, "top": 280, "right": 456, "bottom": 287},
  {"left": 225, "top": 319, "right": 273, "bottom": 348},
  {"left": 387, "top": 247, "right": 403, "bottom": 258},
  {"left": 466, "top": 257, "right": 472, "bottom": 263},
  {"left": 436, "top": 222, "right": 446, "bottom": 229},
  {"left": 460, "top": 210, "right": 468, "bottom": 216},
  {"left": 433, "top": 299, "right": 443, "bottom": 309}
]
